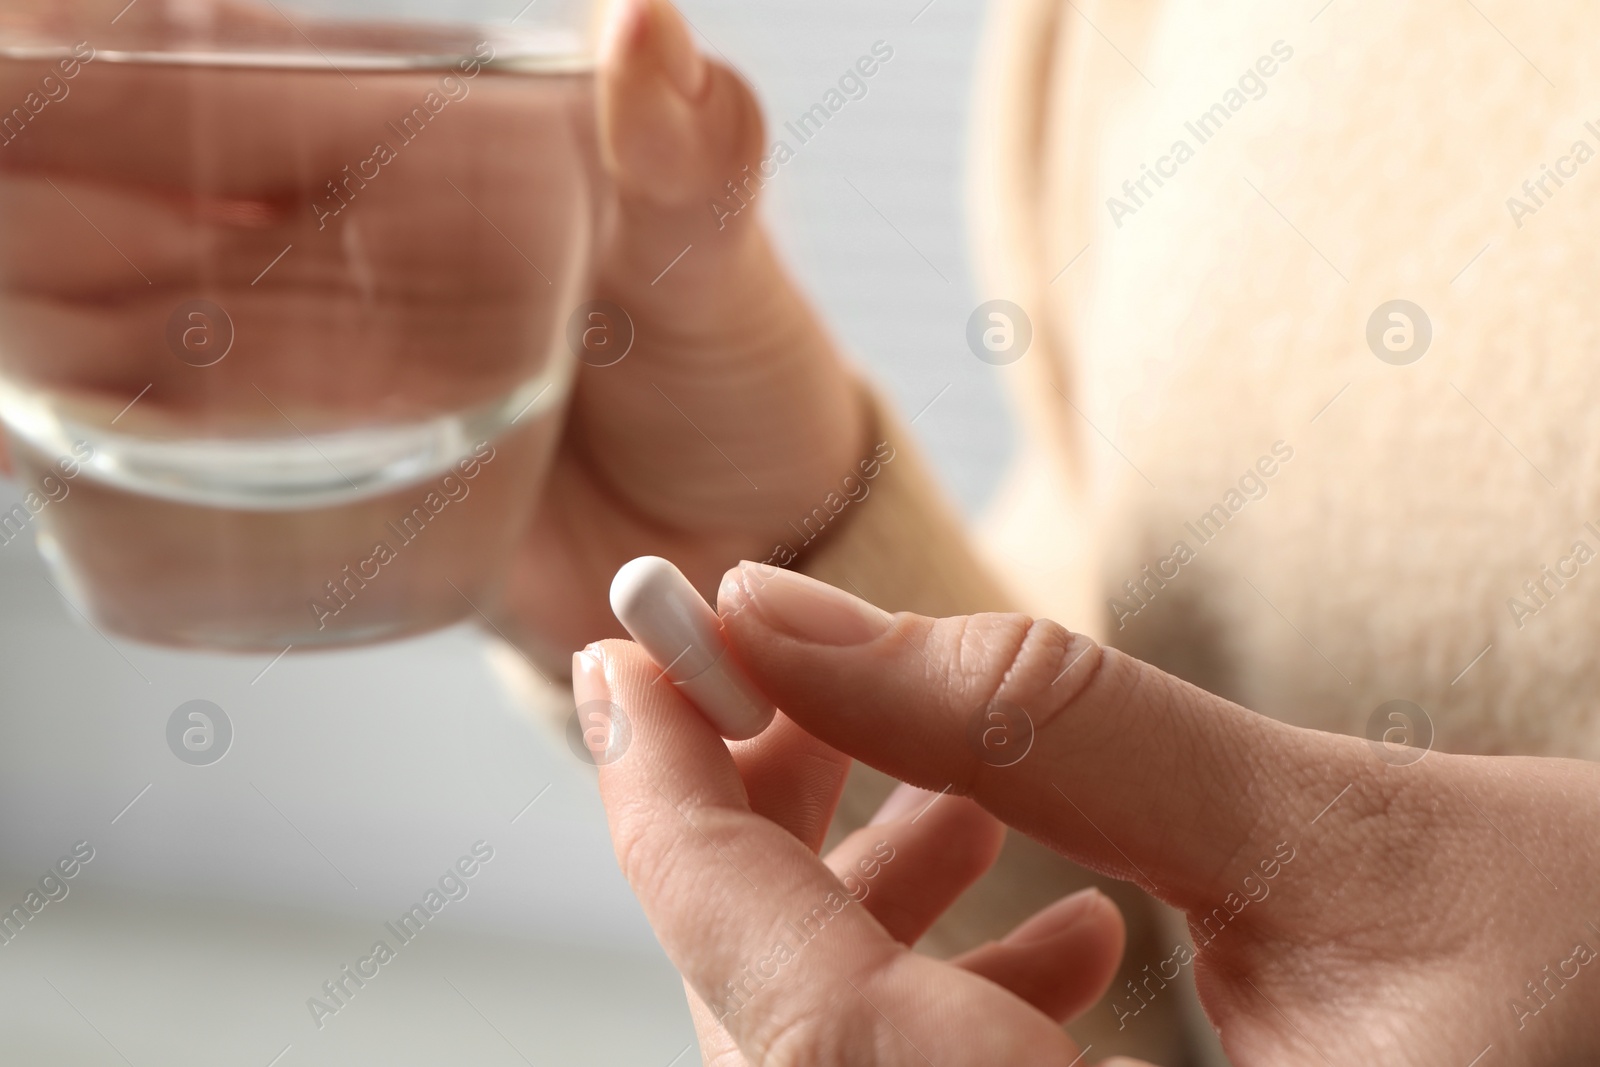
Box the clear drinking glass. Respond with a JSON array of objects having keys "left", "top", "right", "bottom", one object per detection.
[{"left": 0, "top": 0, "right": 607, "bottom": 650}]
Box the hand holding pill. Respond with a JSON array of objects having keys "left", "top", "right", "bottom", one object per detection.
[
  {"left": 580, "top": 565, "right": 1600, "bottom": 1067},
  {"left": 608, "top": 556, "right": 776, "bottom": 740}
]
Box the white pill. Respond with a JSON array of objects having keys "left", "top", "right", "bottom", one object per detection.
[{"left": 608, "top": 556, "right": 776, "bottom": 740}]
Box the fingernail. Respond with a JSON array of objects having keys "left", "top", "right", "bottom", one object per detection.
[
  {"left": 572, "top": 645, "right": 611, "bottom": 706},
  {"left": 644, "top": 0, "right": 708, "bottom": 100},
  {"left": 599, "top": 0, "right": 650, "bottom": 67},
  {"left": 869, "top": 782, "right": 940, "bottom": 826},
  {"left": 1003, "top": 888, "right": 1109, "bottom": 948},
  {"left": 733, "top": 563, "right": 891, "bottom": 646}
]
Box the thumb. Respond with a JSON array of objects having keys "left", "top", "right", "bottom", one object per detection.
[
  {"left": 599, "top": 0, "right": 757, "bottom": 210},
  {"left": 717, "top": 563, "right": 1360, "bottom": 911},
  {"left": 576, "top": 0, "right": 865, "bottom": 536},
  {"left": 596, "top": 0, "right": 794, "bottom": 338}
]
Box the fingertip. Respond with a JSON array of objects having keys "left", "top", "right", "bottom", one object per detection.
[
  {"left": 831, "top": 789, "right": 1006, "bottom": 946},
  {"left": 598, "top": 0, "right": 650, "bottom": 71},
  {"left": 599, "top": 9, "right": 764, "bottom": 210},
  {"left": 956, "top": 887, "right": 1127, "bottom": 1024},
  {"left": 716, "top": 560, "right": 780, "bottom": 628},
  {"left": 601, "top": 0, "right": 707, "bottom": 97},
  {"left": 583, "top": 638, "right": 745, "bottom": 794},
  {"left": 715, "top": 562, "right": 748, "bottom": 617},
  {"left": 577, "top": 638, "right": 642, "bottom": 702},
  {"left": 1003, "top": 887, "right": 1124, "bottom": 952},
  {"left": 571, "top": 644, "right": 609, "bottom": 706},
  {"left": 645, "top": 0, "right": 709, "bottom": 100}
]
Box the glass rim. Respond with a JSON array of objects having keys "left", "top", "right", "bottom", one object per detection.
[
  {"left": 0, "top": 3, "right": 602, "bottom": 66},
  {"left": 0, "top": 39, "right": 595, "bottom": 70}
]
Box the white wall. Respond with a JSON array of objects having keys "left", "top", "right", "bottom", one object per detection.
[{"left": 680, "top": 0, "right": 1012, "bottom": 512}]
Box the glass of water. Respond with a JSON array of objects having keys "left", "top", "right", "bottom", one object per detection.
[{"left": 0, "top": 0, "right": 607, "bottom": 649}]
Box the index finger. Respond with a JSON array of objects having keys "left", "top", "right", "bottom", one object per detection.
[{"left": 717, "top": 563, "right": 1364, "bottom": 910}]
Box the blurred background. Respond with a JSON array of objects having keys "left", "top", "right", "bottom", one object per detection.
[{"left": 0, "top": 0, "right": 1008, "bottom": 1063}]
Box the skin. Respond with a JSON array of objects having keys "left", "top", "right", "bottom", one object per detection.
[
  {"left": 504, "top": 0, "right": 868, "bottom": 658},
  {"left": 576, "top": 565, "right": 1600, "bottom": 1066}
]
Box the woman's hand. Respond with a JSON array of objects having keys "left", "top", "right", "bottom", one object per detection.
[
  {"left": 571, "top": 642, "right": 1130, "bottom": 1064},
  {"left": 0, "top": 0, "right": 859, "bottom": 654},
  {"left": 579, "top": 564, "right": 1600, "bottom": 1066},
  {"left": 508, "top": 0, "right": 867, "bottom": 657}
]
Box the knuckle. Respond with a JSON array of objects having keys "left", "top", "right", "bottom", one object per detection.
[
  {"left": 942, "top": 611, "right": 1036, "bottom": 703},
  {"left": 985, "top": 616, "right": 1106, "bottom": 733},
  {"left": 941, "top": 614, "right": 1103, "bottom": 785}
]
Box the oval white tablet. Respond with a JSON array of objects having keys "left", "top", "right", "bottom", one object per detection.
[{"left": 609, "top": 556, "right": 776, "bottom": 740}]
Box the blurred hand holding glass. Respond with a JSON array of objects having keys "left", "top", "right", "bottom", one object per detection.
[{"left": 0, "top": 0, "right": 607, "bottom": 648}]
